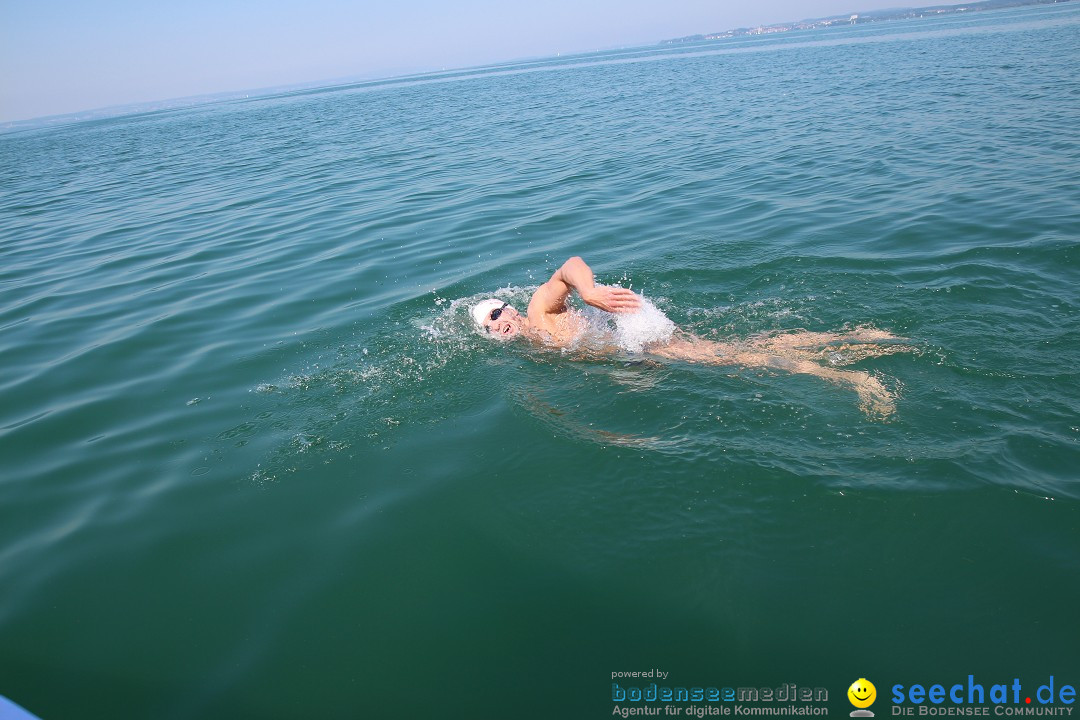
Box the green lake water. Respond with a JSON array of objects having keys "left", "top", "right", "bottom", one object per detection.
[{"left": 1, "top": 4, "right": 1078, "bottom": 718}]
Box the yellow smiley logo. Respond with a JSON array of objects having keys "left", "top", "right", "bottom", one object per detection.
[{"left": 848, "top": 678, "right": 877, "bottom": 709}]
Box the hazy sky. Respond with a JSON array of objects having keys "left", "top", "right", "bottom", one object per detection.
[{"left": 2, "top": 0, "right": 921, "bottom": 123}]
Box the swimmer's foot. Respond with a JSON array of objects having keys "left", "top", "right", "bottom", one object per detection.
[
  {"left": 851, "top": 371, "right": 897, "bottom": 421},
  {"left": 767, "top": 358, "right": 898, "bottom": 421}
]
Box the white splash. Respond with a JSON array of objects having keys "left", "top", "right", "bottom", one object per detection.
[
  {"left": 611, "top": 295, "right": 676, "bottom": 352},
  {"left": 579, "top": 292, "right": 675, "bottom": 353}
]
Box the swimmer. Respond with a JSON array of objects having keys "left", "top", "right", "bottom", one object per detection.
[
  {"left": 472, "top": 256, "right": 910, "bottom": 419},
  {"left": 472, "top": 256, "right": 642, "bottom": 342}
]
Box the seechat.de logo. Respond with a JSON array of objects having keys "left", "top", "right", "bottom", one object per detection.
[{"left": 850, "top": 678, "right": 878, "bottom": 718}]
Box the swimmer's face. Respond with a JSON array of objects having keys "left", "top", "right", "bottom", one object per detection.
[{"left": 483, "top": 304, "right": 522, "bottom": 338}]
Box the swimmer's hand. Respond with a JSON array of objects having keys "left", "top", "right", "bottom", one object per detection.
[{"left": 580, "top": 285, "right": 642, "bottom": 314}]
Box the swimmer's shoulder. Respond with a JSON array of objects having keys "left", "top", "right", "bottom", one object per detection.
[{"left": 525, "top": 309, "right": 585, "bottom": 347}]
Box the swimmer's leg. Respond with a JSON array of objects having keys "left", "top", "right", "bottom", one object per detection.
[
  {"left": 808, "top": 342, "right": 915, "bottom": 366},
  {"left": 645, "top": 332, "right": 737, "bottom": 365},
  {"left": 751, "top": 327, "right": 902, "bottom": 352},
  {"left": 646, "top": 334, "right": 898, "bottom": 419},
  {"left": 755, "top": 355, "right": 897, "bottom": 420}
]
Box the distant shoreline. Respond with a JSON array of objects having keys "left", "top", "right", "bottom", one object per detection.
[
  {"left": 4, "top": 0, "right": 1074, "bottom": 136},
  {"left": 660, "top": 0, "right": 1073, "bottom": 44}
]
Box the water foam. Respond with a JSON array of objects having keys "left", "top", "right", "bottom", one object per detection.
[
  {"left": 582, "top": 293, "right": 676, "bottom": 353},
  {"left": 612, "top": 296, "right": 676, "bottom": 352}
]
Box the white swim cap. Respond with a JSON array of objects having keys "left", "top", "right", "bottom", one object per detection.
[{"left": 471, "top": 298, "right": 506, "bottom": 328}]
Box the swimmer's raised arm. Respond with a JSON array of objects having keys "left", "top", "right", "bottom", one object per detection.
[{"left": 527, "top": 256, "right": 641, "bottom": 319}]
